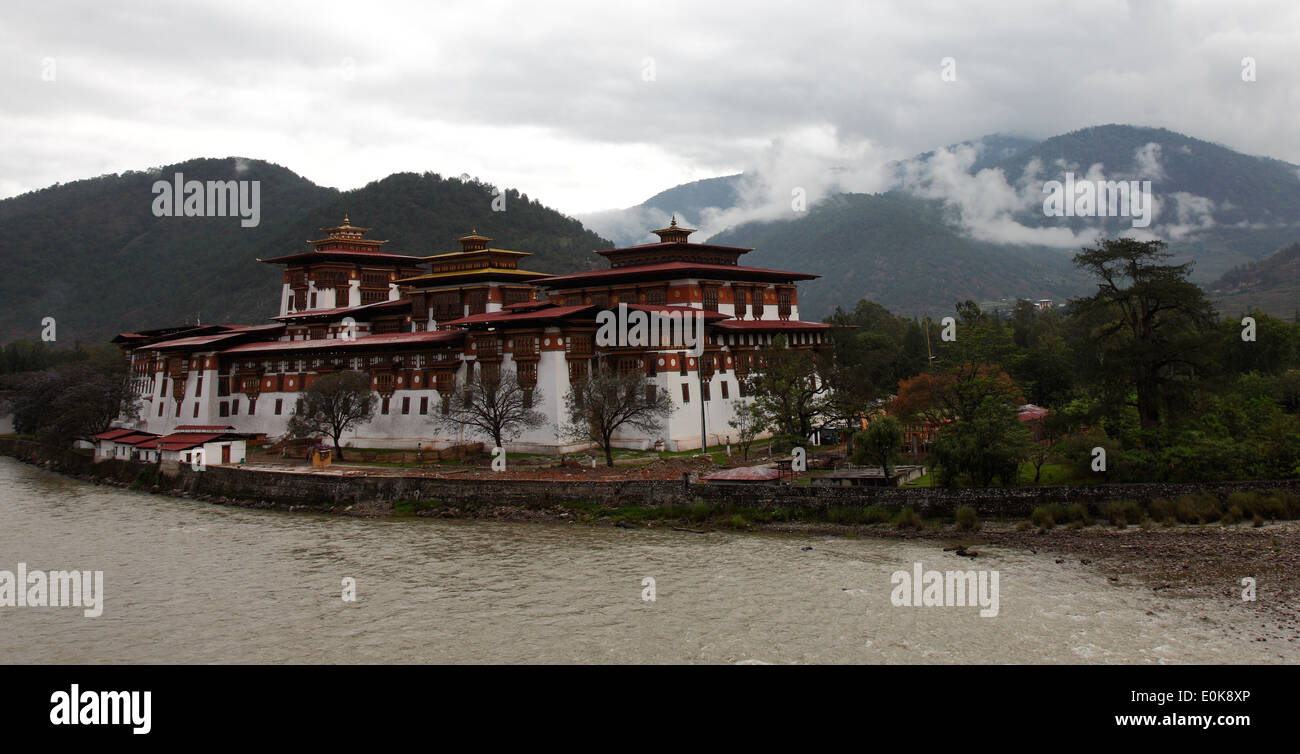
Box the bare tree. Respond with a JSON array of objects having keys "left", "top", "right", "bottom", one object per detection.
[
  {"left": 563, "top": 366, "right": 672, "bottom": 467},
  {"left": 433, "top": 369, "right": 547, "bottom": 448},
  {"left": 727, "top": 399, "right": 766, "bottom": 460},
  {"left": 286, "top": 370, "right": 377, "bottom": 460},
  {"left": 10, "top": 361, "right": 140, "bottom": 447}
]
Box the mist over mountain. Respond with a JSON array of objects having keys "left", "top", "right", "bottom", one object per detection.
[
  {"left": 711, "top": 191, "right": 1082, "bottom": 320},
  {"left": 585, "top": 125, "right": 1300, "bottom": 318}
]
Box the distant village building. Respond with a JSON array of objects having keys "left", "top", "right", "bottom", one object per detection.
[{"left": 112, "top": 217, "right": 830, "bottom": 453}]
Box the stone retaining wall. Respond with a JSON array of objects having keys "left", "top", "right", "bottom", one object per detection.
[{"left": 3, "top": 437, "right": 1297, "bottom": 517}]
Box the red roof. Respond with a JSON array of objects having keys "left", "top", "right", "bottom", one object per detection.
[
  {"left": 153, "top": 432, "right": 230, "bottom": 451},
  {"left": 173, "top": 425, "right": 237, "bottom": 432},
  {"left": 147, "top": 325, "right": 285, "bottom": 351},
  {"left": 540, "top": 262, "right": 818, "bottom": 286},
  {"left": 441, "top": 304, "right": 595, "bottom": 326},
  {"left": 713, "top": 320, "right": 831, "bottom": 331},
  {"left": 258, "top": 249, "right": 426, "bottom": 264},
  {"left": 220, "top": 329, "right": 463, "bottom": 355},
  {"left": 1018, "top": 404, "right": 1049, "bottom": 422},
  {"left": 594, "top": 240, "right": 753, "bottom": 256},
  {"left": 92, "top": 428, "right": 143, "bottom": 441},
  {"left": 704, "top": 466, "right": 783, "bottom": 482},
  {"left": 272, "top": 299, "right": 410, "bottom": 322}
]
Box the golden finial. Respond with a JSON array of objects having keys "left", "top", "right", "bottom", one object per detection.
[
  {"left": 344, "top": 214, "right": 350, "bottom": 225},
  {"left": 669, "top": 215, "right": 677, "bottom": 228}
]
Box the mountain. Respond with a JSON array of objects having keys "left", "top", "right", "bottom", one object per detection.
[
  {"left": 580, "top": 134, "right": 1040, "bottom": 247},
  {"left": 0, "top": 159, "right": 611, "bottom": 344},
  {"left": 984, "top": 125, "right": 1300, "bottom": 281},
  {"left": 1208, "top": 241, "right": 1300, "bottom": 319},
  {"left": 711, "top": 191, "right": 1082, "bottom": 320},
  {"left": 0, "top": 158, "right": 333, "bottom": 346},
  {"left": 899, "top": 134, "right": 1041, "bottom": 174},
  {"left": 601, "top": 126, "right": 1300, "bottom": 318},
  {"left": 578, "top": 174, "right": 744, "bottom": 248}
]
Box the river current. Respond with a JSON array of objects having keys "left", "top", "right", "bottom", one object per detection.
[{"left": 0, "top": 457, "right": 1285, "bottom": 664}]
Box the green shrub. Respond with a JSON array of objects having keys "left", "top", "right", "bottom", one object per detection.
[
  {"left": 827, "top": 505, "right": 893, "bottom": 525},
  {"left": 1220, "top": 504, "right": 1244, "bottom": 525},
  {"left": 954, "top": 506, "right": 980, "bottom": 532},
  {"left": 893, "top": 507, "right": 923, "bottom": 530},
  {"left": 1174, "top": 493, "right": 1221, "bottom": 524},
  {"left": 1030, "top": 505, "right": 1055, "bottom": 530},
  {"left": 1102, "top": 500, "right": 1143, "bottom": 528},
  {"left": 1066, "top": 502, "right": 1090, "bottom": 524}
]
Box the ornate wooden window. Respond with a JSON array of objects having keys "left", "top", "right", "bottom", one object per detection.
[
  {"left": 466, "top": 289, "right": 488, "bottom": 315},
  {"left": 517, "top": 361, "right": 538, "bottom": 388},
  {"left": 702, "top": 286, "right": 719, "bottom": 313},
  {"left": 777, "top": 288, "right": 792, "bottom": 320},
  {"left": 752, "top": 289, "right": 765, "bottom": 318},
  {"left": 433, "top": 291, "right": 461, "bottom": 320},
  {"left": 645, "top": 287, "right": 666, "bottom": 306},
  {"left": 475, "top": 335, "right": 500, "bottom": 358},
  {"left": 568, "top": 360, "right": 588, "bottom": 384},
  {"left": 502, "top": 288, "right": 531, "bottom": 306},
  {"left": 565, "top": 332, "right": 593, "bottom": 357},
  {"left": 733, "top": 287, "right": 748, "bottom": 319},
  {"left": 514, "top": 335, "right": 539, "bottom": 359}
]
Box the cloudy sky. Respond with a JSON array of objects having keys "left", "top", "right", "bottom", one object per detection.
[{"left": 3, "top": 0, "right": 1297, "bottom": 215}]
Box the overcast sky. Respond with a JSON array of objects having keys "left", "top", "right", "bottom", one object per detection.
[{"left": 3, "top": 0, "right": 1297, "bottom": 214}]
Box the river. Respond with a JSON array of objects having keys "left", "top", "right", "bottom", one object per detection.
[{"left": 0, "top": 457, "right": 1285, "bottom": 664}]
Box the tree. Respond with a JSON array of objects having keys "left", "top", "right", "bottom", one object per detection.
[
  {"left": 745, "top": 335, "right": 828, "bottom": 439},
  {"left": 928, "top": 395, "right": 1035, "bottom": 487},
  {"left": 853, "top": 415, "right": 903, "bottom": 479},
  {"left": 563, "top": 366, "right": 673, "bottom": 467},
  {"left": 727, "top": 400, "right": 766, "bottom": 460},
  {"left": 286, "top": 370, "right": 377, "bottom": 460},
  {"left": 1071, "top": 237, "right": 1216, "bottom": 432},
  {"left": 10, "top": 361, "right": 139, "bottom": 446},
  {"left": 890, "top": 363, "right": 1023, "bottom": 426},
  {"left": 433, "top": 369, "right": 547, "bottom": 448}
]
